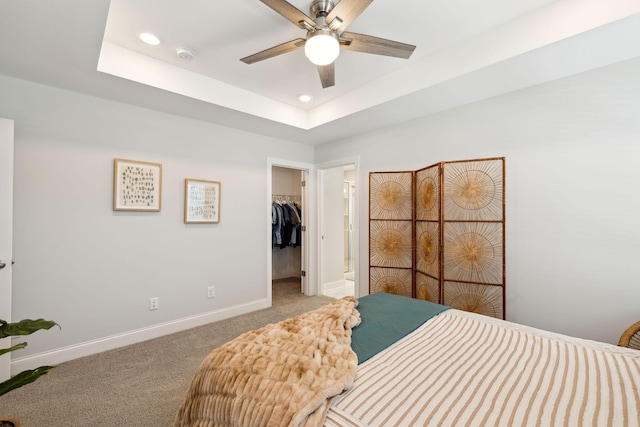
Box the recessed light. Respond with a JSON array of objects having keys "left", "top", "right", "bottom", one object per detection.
[
  {"left": 139, "top": 32, "right": 160, "bottom": 46},
  {"left": 298, "top": 94, "right": 312, "bottom": 103}
]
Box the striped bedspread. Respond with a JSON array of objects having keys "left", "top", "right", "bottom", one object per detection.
[{"left": 325, "top": 309, "right": 640, "bottom": 426}]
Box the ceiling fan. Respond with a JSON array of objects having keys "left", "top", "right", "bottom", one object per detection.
[{"left": 240, "top": 0, "right": 416, "bottom": 88}]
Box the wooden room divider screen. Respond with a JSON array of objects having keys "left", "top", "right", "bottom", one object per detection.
[{"left": 369, "top": 157, "right": 505, "bottom": 319}]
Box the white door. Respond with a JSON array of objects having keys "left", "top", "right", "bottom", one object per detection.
[
  {"left": 319, "top": 167, "right": 346, "bottom": 296},
  {"left": 317, "top": 160, "right": 359, "bottom": 298},
  {"left": 300, "top": 170, "right": 308, "bottom": 294},
  {"left": 0, "top": 118, "right": 14, "bottom": 381}
]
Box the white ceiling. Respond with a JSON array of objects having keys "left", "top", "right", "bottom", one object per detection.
[{"left": 1, "top": 0, "right": 640, "bottom": 145}]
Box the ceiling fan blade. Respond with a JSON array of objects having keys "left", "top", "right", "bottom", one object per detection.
[
  {"left": 240, "top": 38, "right": 305, "bottom": 64},
  {"left": 340, "top": 31, "right": 415, "bottom": 59},
  {"left": 326, "top": 0, "right": 373, "bottom": 31},
  {"left": 260, "top": 0, "right": 316, "bottom": 29},
  {"left": 317, "top": 63, "right": 335, "bottom": 88}
]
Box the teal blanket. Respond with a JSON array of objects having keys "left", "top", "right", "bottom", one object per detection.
[{"left": 351, "top": 292, "right": 450, "bottom": 364}]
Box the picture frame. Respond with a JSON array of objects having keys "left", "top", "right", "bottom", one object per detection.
[
  {"left": 184, "top": 178, "right": 221, "bottom": 224},
  {"left": 113, "top": 158, "right": 162, "bottom": 211}
]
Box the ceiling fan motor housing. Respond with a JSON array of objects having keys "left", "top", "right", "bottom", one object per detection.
[{"left": 310, "top": 0, "right": 335, "bottom": 18}]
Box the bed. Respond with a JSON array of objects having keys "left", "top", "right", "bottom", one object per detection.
[{"left": 175, "top": 293, "right": 640, "bottom": 427}]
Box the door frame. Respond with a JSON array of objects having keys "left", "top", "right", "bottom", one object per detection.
[
  {"left": 316, "top": 156, "right": 360, "bottom": 297},
  {"left": 267, "top": 158, "right": 316, "bottom": 298},
  {"left": 0, "top": 118, "right": 14, "bottom": 382}
]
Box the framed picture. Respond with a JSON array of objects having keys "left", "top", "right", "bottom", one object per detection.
[
  {"left": 184, "top": 178, "right": 221, "bottom": 224},
  {"left": 113, "top": 158, "right": 162, "bottom": 211}
]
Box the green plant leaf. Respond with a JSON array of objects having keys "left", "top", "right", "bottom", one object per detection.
[
  {"left": 0, "top": 365, "right": 55, "bottom": 396},
  {"left": 0, "top": 319, "right": 60, "bottom": 339},
  {"left": 0, "top": 341, "right": 27, "bottom": 357}
]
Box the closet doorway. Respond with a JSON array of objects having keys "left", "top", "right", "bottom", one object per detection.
[
  {"left": 270, "top": 163, "right": 310, "bottom": 301},
  {"left": 318, "top": 161, "right": 358, "bottom": 298}
]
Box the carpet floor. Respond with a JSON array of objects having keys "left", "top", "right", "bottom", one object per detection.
[{"left": 0, "top": 279, "right": 334, "bottom": 426}]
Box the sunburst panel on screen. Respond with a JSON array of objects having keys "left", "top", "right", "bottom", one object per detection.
[
  {"left": 415, "top": 164, "right": 440, "bottom": 221},
  {"left": 443, "top": 281, "right": 504, "bottom": 319},
  {"left": 369, "top": 172, "right": 413, "bottom": 220},
  {"left": 443, "top": 159, "right": 503, "bottom": 221},
  {"left": 369, "top": 220, "right": 413, "bottom": 269},
  {"left": 370, "top": 267, "right": 412, "bottom": 297},
  {"left": 416, "top": 272, "right": 440, "bottom": 303},
  {"left": 443, "top": 221, "right": 503, "bottom": 285},
  {"left": 415, "top": 221, "right": 440, "bottom": 278}
]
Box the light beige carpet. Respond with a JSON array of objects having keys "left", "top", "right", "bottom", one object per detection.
[{"left": 0, "top": 279, "right": 334, "bottom": 426}]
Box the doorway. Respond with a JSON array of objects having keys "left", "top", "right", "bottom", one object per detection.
[
  {"left": 344, "top": 173, "right": 355, "bottom": 279},
  {"left": 271, "top": 166, "right": 304, "bottom": 298},
  {"left": 318, "top": 161, "right": 358, "bottom": 299},
  {"left": 267, "top": 158, "right": 315, "bottom": 302}
]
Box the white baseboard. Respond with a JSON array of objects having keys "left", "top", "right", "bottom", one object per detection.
[
  {"left": 322, "top": 279, "right": 346, "bottom": 290},
  {"left": 11, "top": 298, "right": 270, "bottom": 375},
  {"left": 322, "top": 280, "right": 353, "bottom": 299}
]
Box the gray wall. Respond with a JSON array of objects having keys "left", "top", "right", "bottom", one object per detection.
[
  {"left": 315, "top": 57, "right": 640, "bottom": 345},
  {"left": 0, "top": 75, "right": 313, "bottom": 369}
]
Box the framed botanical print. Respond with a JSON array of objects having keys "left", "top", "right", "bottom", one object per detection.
[
  {"left": 113, "top": 158, "right": 162, "bottom": 211},
  {"left": 184, "top": 178, "right": 221, "bottom": 224}
]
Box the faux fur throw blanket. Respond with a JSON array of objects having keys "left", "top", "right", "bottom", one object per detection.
[{"left": 175, "top": 296, "right": 361, "bottom": 427}]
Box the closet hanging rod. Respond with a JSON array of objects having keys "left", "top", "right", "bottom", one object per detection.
[{"left": 272, "top": 194, "right": 301, "bottom": 202}]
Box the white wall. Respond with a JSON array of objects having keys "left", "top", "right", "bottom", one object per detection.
[
  {"left": 315, "top": 57, "right": 640, "bottom": 345},
  {"left": 0, "top": 75, "right": 313, "bottom": 371}
]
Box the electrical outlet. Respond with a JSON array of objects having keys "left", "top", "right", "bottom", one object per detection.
[
  {"left": 149, "top": 297, "right": 159, "bottom": 310},
  {"left": 207, "top": 286, "right": 215, "bottom": 299}
]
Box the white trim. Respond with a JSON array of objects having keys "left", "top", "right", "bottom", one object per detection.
[
  {"left": 11, "top": 298, "right": 269, "bottom": 375},
  {"left": 314, "top": 156, "right": 361, "bottom": 170},
  {"left": 321, "top": 279, "right": 348, "bottom": 293},
  {"left": 322, "top": 280, "right": 355, "bottom": 299}
]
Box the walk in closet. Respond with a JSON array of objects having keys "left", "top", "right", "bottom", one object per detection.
[{"left": 271, "top": 166, "right": 303, "bottom": 289}]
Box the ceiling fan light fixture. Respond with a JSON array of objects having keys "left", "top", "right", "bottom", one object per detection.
[{"left": 304, "top": 29, "right": 339, "bottom": 66}]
